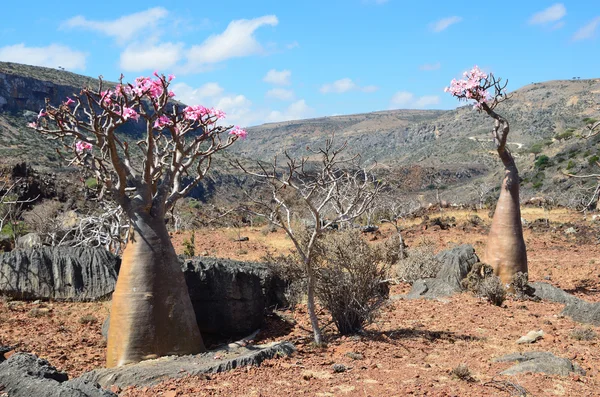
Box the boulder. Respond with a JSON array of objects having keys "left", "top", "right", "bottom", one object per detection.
[
  {"left": 406, "top": 244, "right": 478, "bottom": 299},
  {"left": 561, "top": 300, "right": 600, "bottom": 326},
  {"left": 16, "top": 233, "right": 42, "bottom": 249},
  {"left": 495, "top": 351, "right": 585, "bottom": 376},
  {"left": 181, "top": 257, "right": 288, "bottom": 336},
  {"left": 0, "top": 247, "right": 119, "bottom": 301},
  {"left": 78, "top": 341, "right": 295, "bottom": 389},
  {"left": 435, "top": 244, "right": 479, "bottom": 290},
  {"left": 529, "top": 282, "right": 580, "bottom": 305},
  {"left": 0, "top": 352, "right": 116, "bottom": 397}
]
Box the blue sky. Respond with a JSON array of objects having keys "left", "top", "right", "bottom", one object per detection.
[{"left": 1, "top": 1, "right": 599, "bottom": 127}]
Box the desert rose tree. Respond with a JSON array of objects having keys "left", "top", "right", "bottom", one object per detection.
[
  {"left": 29, "top": 73, "right": 246, "bottom": 367},
  {"left": 445, "top": 66, "right": 527, "bottom": 286}
]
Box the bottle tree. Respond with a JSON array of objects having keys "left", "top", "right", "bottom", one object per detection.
[
  {"left": 29, "top": 72, "right": 246, "bottom": 367},
  {"left": 445, "top": 66, "right": 527, "bottom": 287}
]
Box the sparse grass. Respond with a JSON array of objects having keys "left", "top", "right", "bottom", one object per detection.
[
  {"left": 570, "top": 328, "right": 597, "bottom": 341},
  {"left": 78, "top": 314, "right": 98, "bottom": 325}
]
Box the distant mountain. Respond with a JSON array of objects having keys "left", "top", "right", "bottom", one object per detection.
[{"left": 2, "top": 61, "right": 600, "bottom": 204}]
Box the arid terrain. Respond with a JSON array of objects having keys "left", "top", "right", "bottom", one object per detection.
[{"left": 1, "top": 208, "right": 599, "bottom": 396}]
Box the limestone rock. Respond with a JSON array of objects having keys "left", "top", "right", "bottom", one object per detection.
[{"left": 495, "top": 351, "right": 585, "bottom": 376}]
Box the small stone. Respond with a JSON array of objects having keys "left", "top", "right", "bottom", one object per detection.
[
  {"left": 345, "top": 352, "right": 364, "bottom": 360},
  {"left": 332, "top": 363, "right": 347, "bottom": 373},
  {"left": 516, "top": 330, "right": 544, "bottom": 344}
]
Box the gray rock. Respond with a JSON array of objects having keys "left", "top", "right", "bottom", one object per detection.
[
  {"left": 495, "top": 351, "right": 585, "bottom": 376},
  {"left": 182, "top": 257, "right": 288, "bottom": 336},
  {"left": 529, "top": 282, "right": 580, "bottom": 305},
  {"left": 0, "top": 352, "right": 116, "bottom": 397},
  {"left": 78, "top": 341, "right": 295, "bottom": 388},
  {"left": 332, "top": 363, "right": 347, "bottom": 373},
  {"left": 406, "top": 278, "right": 460, "bottom": 299},
  {"left": 16, "top": 233, "right": 42, "bottom": 249},
  {"left": 561, "top": 300, "right": 600, "bottom": 326},
  {"left": 530, "top": 282, "right": 600, "bottom": 326},
  {"left": 0, "top": 247, "right": 119, "bottom": 301},
  {"left": 405, "top": 244, "right": 478, "bottom": 299},
  {"left": 435, "top": 244, "right": 479, "bottom": 290}
]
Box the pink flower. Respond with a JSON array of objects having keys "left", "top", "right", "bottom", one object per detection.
[
  {"left": 229, "top": 126, "right": 247, "bottom": 140},
  {"left": 153, "top": 115, "right": 172, "bottom": 129},
  {"left": 65, "top": 97, "right": 75, "bottom": 106},
  {"left": 37, "top": 109, "right": 47, "bottom": 119},
  {"left": 168, "top": 91, "right": 176, "bottom": 98},
  {"left": 27, "top": 122, "right": 37, "bottom": 128},
  {"left": 168, "top": 74, "right": 175, "bottom": 81},
  {"left": 122, "top": 107, "right": 140, "bottom": 121},
  {"left": 75, "top": 140, "right": 93, "bottom": 153}
]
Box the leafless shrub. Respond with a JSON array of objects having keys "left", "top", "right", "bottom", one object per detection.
[
  {"left": 450, "top": 364, "right": 475, "bottom": 382},
  {"left": 479, "top": 275, "right": 506, "bottom": 306},
  {"left": 570, "top": 327, "right": 597, "bottom": 341},
  {"left": 461, "top": 262, "right": 495, "bottom": 293},
  {"left": 22, "top": 200, "right": 63, "bottom": 244},
  {"left": 261, "top": 224, "right": 278, "bottom": 236},
  {"left": 78, "top": 314, "right": 98, "bottom": 325},
  {"left": 316, "top": 230, "right": 390, "bottom": 335},
  {"left": 395, "top": 239, "right": 441, "bottom": 283}
]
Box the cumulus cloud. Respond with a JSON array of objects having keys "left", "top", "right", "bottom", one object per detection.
[
  {"left": 263, "top": 69, "right": 291, "bottom": 85},
  {"left": 183, "top": 15, "right": 278, "bottom": 71},
  {"left": 120, "top": 42, "right": 183, "bottom": 72},
  {"left": 61, "top": 7, "right": 168, "bottom": 44},
  {"left": 430, "top": 16, "right": 462, "bottom": 32},
  {"left": 419, "top": 62, "right": 441, "bottom": 71},
  {"left": 266, "top": 100, "right": 313, "bottom": 122},
  {"left": 390, "top": 91, "right": 440, "bottom": 109},
  {"left": 266, "top": 88, "right": 295, "bottom": 101},
  {"left": 572, "top": 16, "right": 600, "bottom": 41},
  {"left": 320, "top": 78, "right": 378, "bottom": 94},
  {"left": 528, "top": 3, "right": 566, "bottom": 25},
  {"left": 0, "top": 43, "right": 86, "bottom": 70}
]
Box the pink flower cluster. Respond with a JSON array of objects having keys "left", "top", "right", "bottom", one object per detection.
[
  {"left": 444, "top": 65, "right": 490, "bottom": 110},
  {"left": 182, "top": 105, "right": 226, "bottom": 122},
  {"left": 75, "top": 140, "right": 93, "bottom": 153},
  {"left": 153, "top": 115, "right": 172, "bottom": 129},
  {"left": 229, "top": 126, "right": 247, "bottom": 139}
]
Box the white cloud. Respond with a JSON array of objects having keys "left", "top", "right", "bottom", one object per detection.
[
  {"left": 320, "top": 78, "right": 378, "bottom": 94},
  {"left": 120, "top": 42, "right": 183, "bottom": 72},
  {"left": 184, "top": 15, "right": 278, "bottom": 71},
  {"left": 419, "top": 62, "right": 441, "bottom": 71},
  {"left": 528, "top": 4, "right": 566, "bottom": 25},
  {"left": 0, "top": 43, "right": 86, "bottom": 70},
  {"left": 430, "top": 16, "right": 462, "bottom": 32},
  {"left": 263, "top": 69, "right": 291, "bottom": 85},
  {"left": 390, "top": 91, "right": 440, "bottom": 109},
  {"left": 61, "top": 7, "right": 168, "bottom": 44},
  {"left": 266, "top": 100, "right": 313, "bottom": 122},
  {"left": 171, "top": 82, "right": 225, "bottom": 105},
  {"left": 286, "top": 41, "right": 299, "bottom": 49},
  {"left": 572, "top": 17, "right": 600, "bottom": 41},
  {"left": 266, "top": 88, "right": 295, "bottom": 101}
]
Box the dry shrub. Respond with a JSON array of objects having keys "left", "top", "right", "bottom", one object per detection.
[
  {"left": 22, "top": 200, "right": 63, "bottom": 241},
  {"left": 79, "top": 314, "right": 98, "bottom": 325},
  {"left": 264, "top": 249, "right": 307, "bottom": 309},
  {"left": 462, "top": 262, "right": 494, "bottom": 293},
  {"left": 570, "top": 327, "right": 597, "bottom": 341},
  {"left": 509, "top": 272, "right": 538, "bottom": 300},
  {"left": 479, "top": 276, "right": 506, "bottom": 306},
  {"left": 395, "top": 239, "right": 441, "bottom": 284},
  {"left": 316, "top": 230, "right": 391, "bottom": 335},
  {"left": 450, "top": 364, "right": 475, "bottom": 382}
]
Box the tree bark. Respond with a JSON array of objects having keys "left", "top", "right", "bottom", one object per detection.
[
  {"left": 106, "top": 211, "right": 204, "bottom": 367},
  {"left": 484, "top": 152, "right": 528, "bottom": 287},
  {"left": 306, "top": 270, "right": 323, "bottom": 345}
]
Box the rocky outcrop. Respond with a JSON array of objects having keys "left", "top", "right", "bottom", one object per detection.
[
  {"left": 78, "top": 341, "right": 295, "bottom": 389},
  {"left": 406, "top": 244, "right": 478, "bottom": 299},
  {"left": 0, "top": 352, "right": 116, "bottom": 397},
  {"left": 530, "top": 282, "right": 600, "bottom": 326},
  {"left": 181, "top": 257, "right": 288, "bottom": 335},
  {"left": 495, "top": 351, "right": 585, "bottom": 376},
  {"left": 0, "top": 247, "right": 119, "bottom": 301}
]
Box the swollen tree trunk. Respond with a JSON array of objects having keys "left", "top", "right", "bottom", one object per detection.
[
  {"left": 106, "top": 210, "right": 204, "bottom": 367},
  {"left": 483, "top": 136, "right": 528, "bottom": 287},
  {"left": 306, "top": 270, "right": 323, "bottom": 345}
]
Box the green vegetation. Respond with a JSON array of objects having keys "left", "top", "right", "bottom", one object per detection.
[
  {"left": 529, "top": 143, "right": 543, "bottom": 155},
  {"left": 566, "top": 160, "right": 576, "bottom": 170},
  {"left": 588, "top": 155, "right": 599, "bottom": 166},
  {"left": 583, "top": 117, "right": 598, "bottom": 125},
  {"left": 555, "top": 128, "right": 575, "bottom": 141},
  {"left": 85, "top": 177, "right": 98, "bottom": 189},
  {"left": 534, "top": 155, "right": 551, "bottom": 170}
]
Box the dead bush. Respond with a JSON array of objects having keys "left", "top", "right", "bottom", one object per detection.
[
  {"left": 316, "top": 230, "right": 391, "bottom": 335},
  {"left": 509, "top": 272, "right": 538, "bottom": 300},
  {"left": 479, "top": 275, "right": 506, "bottom": 306},
  {"left": 78, "top": 314, "right": 98, "bottom": 325},
  {"left": 395, "top": 239, "right": 441, "bottom": 284},
  {"left": 264, "top": 251, "right": 307, "bottom": 309},
  {"left": 570, "top": 328, "right": 597, "bottom": 341},
  {"left": 461, "top": 262, "right": 494, "bottom": 293},
  {"left": 450, "top": 364, "right": 475, "bottom": 382}
]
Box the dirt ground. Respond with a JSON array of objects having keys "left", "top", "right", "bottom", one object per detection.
[{"left": 1, "top": 208, "right": 600, "bottom": 396}]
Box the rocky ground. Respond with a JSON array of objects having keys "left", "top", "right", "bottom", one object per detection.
[{"left": 1, "top": 208, "right": 600, "bottom": 396}]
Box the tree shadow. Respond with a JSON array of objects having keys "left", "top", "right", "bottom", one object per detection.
[{"left": 363, "top": 327, "right": 481, "bottom": 345}]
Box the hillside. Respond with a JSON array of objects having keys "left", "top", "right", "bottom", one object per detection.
[{"left": 2, "top": 61, "right": 600, "bottom": 204}]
